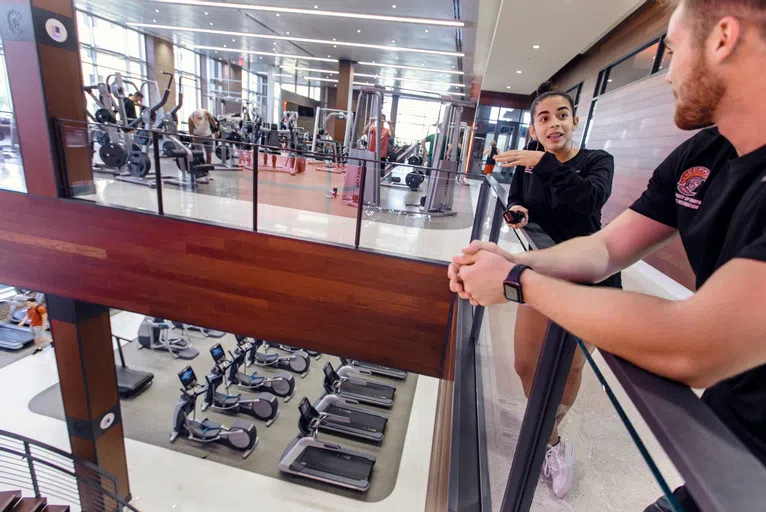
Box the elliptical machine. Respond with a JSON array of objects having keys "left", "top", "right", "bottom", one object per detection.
[
  {"left": 137, "top": 316, "right": 199, "bottom": 360},
  {"left": 227, "top": 344, "right": 296, "bottom": 402},
  {"left": 170, "top": 366, "right": 258, "bottom": 459},
  {"left": 237, "top": 335, "right": 311, "bottom": 378},
  {"left": 202, "top": 343, "right": 280, "bottom": 427}
]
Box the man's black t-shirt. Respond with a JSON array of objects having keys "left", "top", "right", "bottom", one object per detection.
[
  {"left": 631, "top": 127, "right": 766, "bottom": 466},
  {"left": 123, "top": 97, "right": 137, "bottom": 121},
  {"left": 508, "top": 148, "right": 621, "bottom": 288}
]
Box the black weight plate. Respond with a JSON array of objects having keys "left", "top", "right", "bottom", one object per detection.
[
  {"left": 127, "top": 151, "right": 151, "bottom": 177},
  {"left": 162, "top": 140, "right": 177, "bottom": 157},
  {"left": 407, "top": 155, "right": 423, "bottom": 166},
  {"left": 95, "top": 108, "right": 115, "bottom": 124},
  {"left": 405, "top": 171, "right": 425, "bottom": 191},
  {"left": 99, "top": 142, "right": 127, "bottom": 168},
  {"left": 215, "top": 144, "right": 230, "bottom": 161},
  {"left": 132, "top": 143, "right": 142, "bottom": 153}
]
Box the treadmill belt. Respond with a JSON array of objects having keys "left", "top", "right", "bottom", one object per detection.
[
  {"left": 341, "top": 382, "right": 395, "bottom": 401},
  {"left": 0, "top": 326, "right": 34, "bottom": 343},
  {"left": 296, "top": 446, "right": 373, "bottom": 480},
  {"left": 327, "top": 405, "right": 387, "bottom": 432}
]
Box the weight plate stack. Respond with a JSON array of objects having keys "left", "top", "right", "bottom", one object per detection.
[
  {"left": 162, "top": 140, "right": 177, "bottom": 157},
  {"left": 94, "top": 130, "right": 109, "bottom": 146},
  {"left": 134, "top": 130, "right": 150, "bottom": 147},
  {"left": 407, "top": 155, "right": 423, "bottom": 167},
  {"left": 99, "top": 142, "right": 128, "bottom": 168},
  {"left": 127, "top": 151, "right": 151, "bottom": 177},
  {"left": 405, "top": 171, "right": 425, "bottom": 191},
  {"left": 95, "top": 108, "right": 115, "bottom": 124}
]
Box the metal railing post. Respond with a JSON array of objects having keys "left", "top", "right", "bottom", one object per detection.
[
  {"left": 354, "top": 159, "right": 367, "bottom": 249},
  {"left": 252, "top": 145, "right": 258, "bottom": 232},
  {"left": 470, "top": 179, "right": 490, "bottom": 242},
  {"left": 152, "top": 132, "right": 164, "bottom": 216},
  {"left": 500, "top": 322, "right": 577, "bottom": 512},
  {"left": 23, "top": 441, "right": 41, "bottom": 498}
]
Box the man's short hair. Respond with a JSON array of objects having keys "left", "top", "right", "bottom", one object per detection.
[
  {"left": 27, "top": 298, "right": 37, "bottom": 304},
  {"left": 678, "top": 0, "right": 766, "bottom": 42},
  {"left": 133, "top": 91, "right": 144, "bottom": 98}
]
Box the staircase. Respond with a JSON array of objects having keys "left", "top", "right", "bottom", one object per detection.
[{"left": 0, "top": 491, "right": 69, "bottom": 512}]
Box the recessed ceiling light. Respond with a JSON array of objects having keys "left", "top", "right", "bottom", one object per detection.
[
  {"left": 452, "top": 65, "right": 455, "bottom": 69},
  {"left": 396, "top": 56, "right": 399, "bottom": 59},
  {"left": 516, "top": 70, "right": 522, "bottom": 74},
  {"left": 333, "top": 45, "right": 337, "bottom": 48},
  {"left": 314, "top": 4, "right": 318, "bottom": 8},
  {"left": 149, "top": 0, "right": 465, "bottom": 27},
  {"left": 127, "top": 23, "right": 464, "bottom": 57},
  {"left": 392, "top": 4, "right": 396, "bottom": 7},
  {"left": 533, "top": 45, "right": 540, "bottom": 49},
  {"left": 155, "top": 8, "right": 160, "bottom": 13},
  {"left": 273, "top": 41, "right": 277, "bottom": 45},
  {"left": 332, "top": 38, "right": 336, "bottom": 41},
  {"left": 506, "top": 85, "right": 510, "bottom": 89},
  {"left": 209, "top": 22, "right": 213, "bottom": 25},
  {"left": 215, "top": 50, "right": 218, "bottom": 53},
  {"left": 153, "top": 19, "right": 157, "bottom": 22},
  {"left": 276, "top": 13, "right": 280, "bottom": 16},
  {"left": 425, "top": 29, "right": 429, "bottom": 32},
  {"left": 223, "top": 44, "right": 227, "bottom": 47},
  {"left": 232, "top": 38, "right": 235, "bottom": 41},
  {"left": 286, "top": 31, "right": 289, "bottom": 35},
  {"left": 259, "top": 56, "right": 262, "bottom": 59},
  {"left": 357, "top": 29, "right": 361, "bottom": 33},
  {"left": 608, "top": 79, "right": 613, "bottom": 82},
  {"left": 328, "top": 55, "right": 331, "bottom": 58},
  {"left": 204, "top": 11, "right": 208, "bottom": 14}
]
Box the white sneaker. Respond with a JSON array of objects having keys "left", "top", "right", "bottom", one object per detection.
[{"left": 542, "top": 440, "right": 575, "bottom": 498}]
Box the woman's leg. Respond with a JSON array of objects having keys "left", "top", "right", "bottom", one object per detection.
[{"left": 513, "top": 305, "right": 589, "bottom": 445}]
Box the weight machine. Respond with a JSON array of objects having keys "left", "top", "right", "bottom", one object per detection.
[
  {"left": 310, "top": 107, "right": 354, "bottom": 173},
  {"left": 342, "top": 88, "right": 384, "bottom": 206},
  {"left": 421, "top": 98, "right": 475, "bottom": 216}
]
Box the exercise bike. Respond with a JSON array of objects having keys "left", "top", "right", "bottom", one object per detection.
[
  {"left": 236, "top": 335, "right": 311, "bottom": 378},
  {"left": 137, "top": 316, "right": 199, "bottom": 360},
  {"left": 170, "top": 366, "right": 258, "bottom": 459},
  {"left": 227, "top": 345, "right": 296, "bottom": 402},
  {"left": 278, "top": 397, "right": 376, "bottom": 491},
  {"left": 202, "top": 344, "right": 280, "bottom": 427}
]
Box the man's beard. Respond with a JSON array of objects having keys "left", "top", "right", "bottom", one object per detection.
[{"left": 674, "top": 52, "right": 726, "bottom": 130}]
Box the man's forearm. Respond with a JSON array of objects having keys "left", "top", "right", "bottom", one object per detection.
[{"left": 514, "top": 234, "right": 613, "bottom": 284}]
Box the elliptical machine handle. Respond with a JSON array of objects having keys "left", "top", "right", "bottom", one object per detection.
[{"left": 149, "top": 72, "right": 175, "bottom": 115}]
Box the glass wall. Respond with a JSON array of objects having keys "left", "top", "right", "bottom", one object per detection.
[
  {"left": 0, "top": 37, "right": 25, "bottom": 193},
  {"left": 602, "top": 41, "right": 660, "bottom": 94},
  {"left": 174, "top": 47, "right": 201, "bottom": 127}
]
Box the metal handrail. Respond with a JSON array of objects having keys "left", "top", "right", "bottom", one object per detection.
[
  {"left": 0, "top": 429, "right": 140, "bottom": 511},
  {"left": 470, "top": 173, "right": 766, "bottom": 511}
]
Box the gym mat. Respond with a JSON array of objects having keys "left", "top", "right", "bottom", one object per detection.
[
  {"left": 28, "top": 333, "right": 418, "bottom": 503},
  {"left": 0, "top": 343, "right": 39, "bottom": 370}
]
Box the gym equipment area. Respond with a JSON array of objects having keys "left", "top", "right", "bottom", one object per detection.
[{"left": 26, "top": 309, "right": 418, "bottom": 502}]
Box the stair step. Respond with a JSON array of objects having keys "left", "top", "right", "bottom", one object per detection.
[
  {"left": 0, "top": 491, "right": 21, "bottom": 512},
  {"left": 42, "top": 506, "right": 70, "bottom": 512},
  {"left": 11, "top": 498, "right": 46, "bottom": 512}
]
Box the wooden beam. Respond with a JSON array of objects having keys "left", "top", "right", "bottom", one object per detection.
[{"left": 0, "top": 191, "right": 453, "bottom": 377}]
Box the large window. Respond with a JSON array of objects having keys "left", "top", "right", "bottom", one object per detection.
[
  {"left": 174, "top": 47, "right": 201, "bottom": 126},
  {"left": 0, "top": 37, "right": 26, "bottom": 193},
  {"left": 394, "top": 98, "right": 442, "bottom": 145},
  {"left": 77, "top": 11, "right": 146, "bottom": 86},
  {"left": 602, "top": 41, "right": 660, "bottom": 94},
  {"left": 565, "top": 83, "right": 583, "bottom": 113}
]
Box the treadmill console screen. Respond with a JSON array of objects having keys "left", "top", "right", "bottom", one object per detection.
[
  {"left": 322, "top": 362, "right": 338, "bottom": 380},
  {"left": 298, "top": 397, "right": 311, "bottom": 418},
  {"left": 178, "top": 366, "right": 197, "bottom": 389},
  {"left": 210, "top": 343, "right": 225, "bottom": 363}
]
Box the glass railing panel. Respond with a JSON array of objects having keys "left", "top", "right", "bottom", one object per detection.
[
  {"left": 0, "top": 111, "right": 24, "bottom": 193},
  {"left": 358, "top": 163, "right": 479, "bottom": 262},
  {"left": 256, "top": 144, "right": 355, "bottom": 246}
]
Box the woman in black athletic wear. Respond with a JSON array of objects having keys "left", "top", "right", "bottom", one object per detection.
[{"left": 494, "top": 82, "right": 620, "bottom": 499}]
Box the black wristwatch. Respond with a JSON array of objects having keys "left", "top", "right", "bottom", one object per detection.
[{"left": 504, "top": 264, "right": 532, "bottom": 303}]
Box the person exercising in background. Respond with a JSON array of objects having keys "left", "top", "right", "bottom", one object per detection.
[
  {"left": 450, "top": 1, "right": 766, "bottom": 509},
  {"left": 123, "top": 91, "right": 143, "bottom": 121},
  {"left": 188, "top": 109, "right": 219, "bottom": 165},
  {"left": 18, "top": 298, "right": 51, "bottom": 355},
  {"left": 364, "top": 114, "right": 393, "bottom": 176}
]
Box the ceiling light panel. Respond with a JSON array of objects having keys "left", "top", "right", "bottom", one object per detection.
[
  {"left": 281, "top": 66, "right": 339, "bottom": 74},
  {"left": 193, "top": 45, "right": 337, "bottom": 63},
  {"left": 354, "top": 73, "right": 464, "bottom": 88},
  {"left": 127, "top": 23, "right": 464, "bottom": 57},
  {"left": 358, "top": 61, "right": 463, "bottom": 76},
  {"left": 149, "top": 0, "right": 464, "bottom": 27}
]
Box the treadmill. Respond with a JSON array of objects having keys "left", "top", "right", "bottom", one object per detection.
[
  {"left": 278, "top": 397, "right": 376, "bottom": 491},
  {"left": 313, "top": 395, "right": 388, "bottom": 442},
  {"left": 323, "top": 362, "right": 395, "bottom": 408},
  {"left": 113, "top": 335, "right": 154, "bottom": 398},
  {"left": 338, "top": 357, "right": 407, "bottom": 380},
  {"left": 0, "top": 324, "right": 33, "bottom": 350}
]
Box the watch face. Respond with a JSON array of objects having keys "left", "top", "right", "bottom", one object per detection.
[{"left": 504, "top": 283, "right": 520, "bottom": 302}]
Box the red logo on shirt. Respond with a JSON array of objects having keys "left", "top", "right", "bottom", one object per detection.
[{"left": 677, "top": 167, "right": 710, "bottom": 197}]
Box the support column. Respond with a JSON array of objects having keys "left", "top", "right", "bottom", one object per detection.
[
  {"left": 47, "top": 296, "right": 131, "bottom": 503},
  {"left": 390, "top": 94, "right": 400, "bottom": 127},
  {"left": 333, "top": 59, "right": 354, "bottom": 141},
  {"left": 0, "top": 0, "right": 90, "bottom": 196}
]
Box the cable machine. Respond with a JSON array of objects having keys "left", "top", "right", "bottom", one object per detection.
[{"left": 342, "top": 87, "right": 383, "bottom": 206}]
